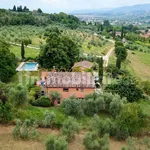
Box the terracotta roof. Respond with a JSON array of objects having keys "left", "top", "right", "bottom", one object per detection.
[
  {"left": 45, "top": 72, "right": 95, "bottom": 88},
  {"left": 72, "top": 60, "right": 93, "bottom": 69}
]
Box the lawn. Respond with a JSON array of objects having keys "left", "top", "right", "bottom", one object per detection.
[
  {"left": 9, "top": 71, "right": 40, "bottom": 86},
  {"left": 10, "top": 45, "right": 40, "bottom": 59}
]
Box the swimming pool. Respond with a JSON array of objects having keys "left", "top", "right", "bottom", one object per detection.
[{"left": 16, "top": 62, "right": 38, "bottom": 71}]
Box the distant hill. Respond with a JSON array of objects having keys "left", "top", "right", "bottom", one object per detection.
[
  {"left": 72, "top": 3, "right": 150, "bottom": 15},
  {"left": 109, "top": 3, "right": 150, "bottom": 14},
  {"left": 71, "top": 8, "right": 111, "bottom": 14}
]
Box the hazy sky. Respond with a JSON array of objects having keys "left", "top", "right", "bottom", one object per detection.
[{"left": 1, "top": 0, "right": 150, "bottom": 13}]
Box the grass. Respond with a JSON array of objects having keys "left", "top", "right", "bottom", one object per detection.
[
  {"left": 30, "top": 36, "right": 46, "bottom": 47},
  {"left": 109, "top": 50, "right": 150, "bottom": 81},
  {"left": 82, "top": 40, "right": 113, "bottom": 56},
  {"left": 10, "top": 45, "right": 40, "bottom": 59},
  {"left": 126, "top": 51, "right": 150, "bottom": 80},
  {"left": 13, "top": 105, "right": 110, "bottom": 129},
  {"left": 9, "top": 71, "right": 40, "bottom": 86},
  {"left": 135, "top": 51, "right": 150, "bottom": 67}
]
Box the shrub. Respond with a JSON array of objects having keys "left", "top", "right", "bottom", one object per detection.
[
  {"left": 20, "top": 119, "right": 31, "bottom": 139},
  {"left": 13, "top": 119, "right": 21, "bottom": 139},
  {"left": 45, "top": 135, "right": 68, "bottom": 150},
  {"left": 61, "top": 117, "right": 80, "bottom": 141},
  {"left": 116, "top": 126, "right": 129, "bottom": 141},
  {"left": 13, "top": 119, "right": 39, "bottom": 140},
  {"left": 31, "top": 96, "right": 52, "bottom": 107}
]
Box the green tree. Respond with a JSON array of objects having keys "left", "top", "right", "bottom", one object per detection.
[
  {"left": 0, "top": 88, "right": 12, "bottom": 123},
  {"left": 43, "top": 111, "right": 56, "bottom": 128},
  {"left": 109, "top": 95, "right": 124, "bottom": 118},
  {"left": 9, "top": 84, "right": 27, "bottom": 107},
  {"left": 116, "top": 56, "right": 122, "bottom": 69},
  {"left": 90, "top": 115, "right": 113, "bottom": 136},
  {"left": 37, "top": 8, "right": 42, "bottom": 13},
  {"left": 105, "top": 77, "right": 143, "bottom": 102},
  {"left": 115, "top": 46, "right": 127, "bottom": 61},
  {"left": 38, "top": 28, "right": 80, "bottom": 69},
  {"left": 116, "top": 103, "right": 147, "bottom": 138},
  {"left": 61, "top": 117, "right": 80, "bottom": 141},
  {"left": 84, "top": 132, "right": 109, "bottom": 150},
  {"left": 115, "top": 46, "right": 127, "bottom": 69},
  {"left": 0, "top": 39, "right": 16, "bottom": 82},
  {"left": 21, "top": 41, "right": 25, "bottom": 59},
  {"left": 13, "top": 5, "right": 16, "bottom": 11},
  {"left": 61, "top": 98, "right": 84, "bottom": 116},
  {"left": 112, "top": 29, "right": 116, "bottom": 39},
  {"left": 45, "top": 135, "right": 68, "bottom": 150},
  {"left": 50, "top": 91, "right": 61, "bottom": 103},
  {"left": 121, "top": 26, "right": 124, "bottom": 39},
  {"left": 98, "top": 57, "right": 104, "bottom": 84}
]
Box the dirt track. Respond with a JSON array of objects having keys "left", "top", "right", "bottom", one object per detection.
[{"left": 0, "top": 125, "right": 127, "bottom": 150}]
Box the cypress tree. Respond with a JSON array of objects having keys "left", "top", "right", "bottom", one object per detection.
[
  {"left": 21, "top": 41, "right": 25, "bottom": 59},
  {"left": 13, "top": 5, "right": 16, "bottom": 11},
  {"left": 98, "top": 57, "right": 104, "bottom": 84},
  {"left": 113, "top": 29, "right": 116, "bottom": 39},
  {"left": 121, "top": 26, "right": 124, "bottom": 39},
  {"left": 116, "top": 56, "right": 121, "bottom": 69}
]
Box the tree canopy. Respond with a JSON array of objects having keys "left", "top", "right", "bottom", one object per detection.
[
  {"left": 38, "top": 28, "right": 80, "bottom": 69},
  {"left": 105, "top": 77, "right": 143, "bottom": 102},
  {"left": 0, "top": 39, "right": 16, "bottom": 82}
]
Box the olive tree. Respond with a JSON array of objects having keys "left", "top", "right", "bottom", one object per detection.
[
  {"left": 9, "top": 84, "right": 27, "bottom": 107},
  {"left": 61, "top": 117, "right": 80, "bottom": 141},
  {"left": 45, "top": 135, "right": 68, "bottom": 150}
]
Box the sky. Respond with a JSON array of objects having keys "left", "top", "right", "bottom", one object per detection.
[{"left": 0, "top": 0, "right": 150, "bottom": 13}]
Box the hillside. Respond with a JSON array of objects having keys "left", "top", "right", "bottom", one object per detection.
[{"left": 0, "top": 9, "right": 80, "bottom": 29}]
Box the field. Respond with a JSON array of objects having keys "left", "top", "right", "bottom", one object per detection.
[
  {"left": 127, "top": 51, "right": 150, "bottom": 80},
  {"left": 10, "top": 45, "right": 40, "bottom": 59},
  {"left": 109, "top": 50, "right": 150, "bottom": 81},
  {"left": 0, "top": 26, "right": 114, "bottom": 58},
  {"left": 0, "top": 125, "right": 127, "bottom": 150}
]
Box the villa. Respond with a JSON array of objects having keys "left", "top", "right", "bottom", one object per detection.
[{"left": 38, "top": 72, "right": 95, "bottom": 103}]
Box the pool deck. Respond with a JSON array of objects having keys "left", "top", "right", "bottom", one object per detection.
[{"left": 16, "top": 62, "right": 39, "bottom": 72}]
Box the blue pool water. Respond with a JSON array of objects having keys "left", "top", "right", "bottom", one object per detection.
[{"left": 21, "top": 62, "right": 38, "bottom": 71}]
